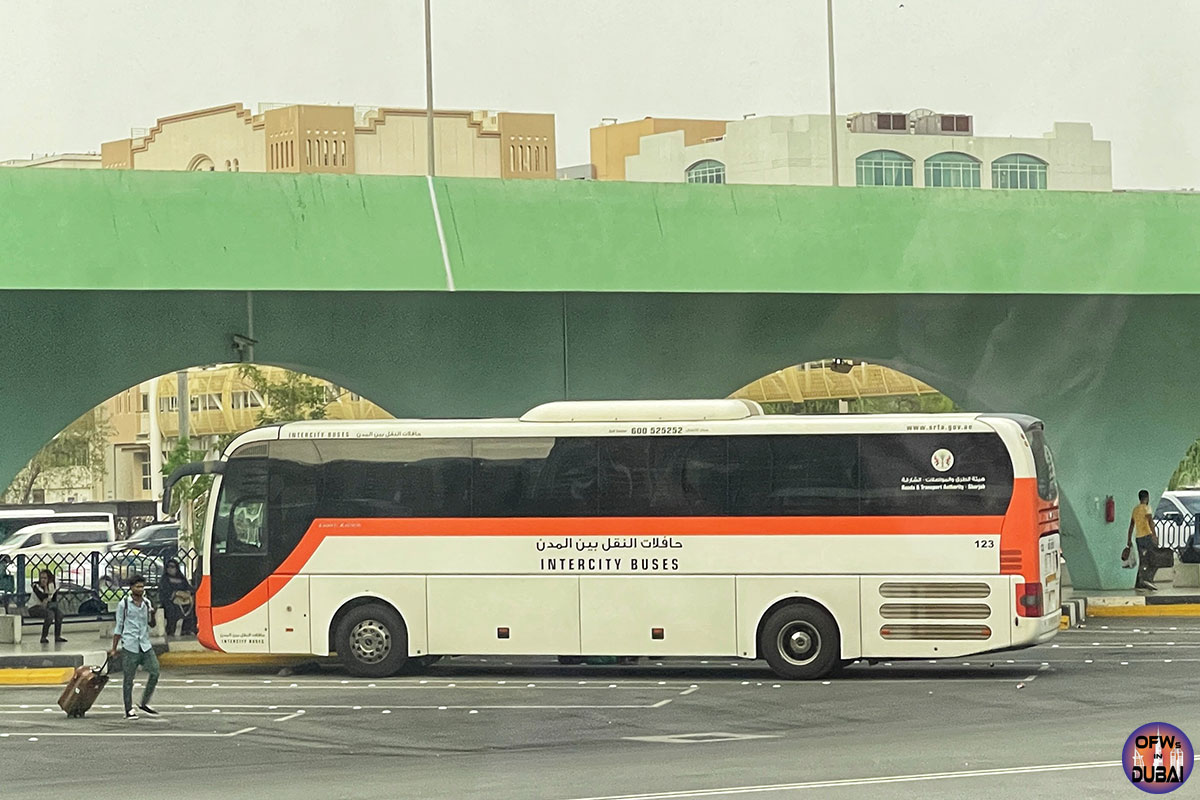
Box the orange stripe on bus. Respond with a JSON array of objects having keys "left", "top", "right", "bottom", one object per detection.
[{"left": 209, "top": 515, "right": 1005, "bottom": 626}]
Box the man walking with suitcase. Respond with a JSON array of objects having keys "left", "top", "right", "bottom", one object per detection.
[{"left": 109, "top": 575, "right": 160, "bottom": 720}]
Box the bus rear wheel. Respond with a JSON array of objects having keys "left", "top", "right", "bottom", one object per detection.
[
  {"left": 759, "top": 604, "right": 840, "bottom": 680},
  {"left": 336, "top": 604, "right": 408, "bottom": 678}
]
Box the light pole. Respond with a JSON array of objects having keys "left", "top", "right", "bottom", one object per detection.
[
  {"left": 825, "top": 0, "right": 839, "bottom": 186},
  {"left": 424, "top": 0, "right": 435, "bottom": 177}
]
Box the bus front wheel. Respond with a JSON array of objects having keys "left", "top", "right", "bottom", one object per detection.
[
  {"left": 336, "top": 604, "right": 408, "bottom": 678},
  {"left": 759, "top": 604, "right": 840, "bottom": 680}
]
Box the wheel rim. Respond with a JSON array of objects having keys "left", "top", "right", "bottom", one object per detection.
[
  {"left": 349, "top": 619, "right": 392, "bottom": 664},
  {"left": 777, "top": 621, "right": 821, "bottom": 666}
]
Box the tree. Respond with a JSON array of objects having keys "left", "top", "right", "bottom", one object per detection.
[
  {"left": 1169, "top": 439, "right": 1200, "bottom": 491},
  {"left": 162, "top": 438, "right": 212, "bottom": 547},
  {"left": 4, "top": 409, "right": 115, "bottom": 503},
  {"left": 239, "top": 365, "right": 329, "bottom": 425}
]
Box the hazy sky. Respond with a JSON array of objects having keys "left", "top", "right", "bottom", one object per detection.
[{"left": 2, "top": 0, "right": 1197, "bottom": 188}]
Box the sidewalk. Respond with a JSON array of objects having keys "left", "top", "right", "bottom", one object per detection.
[{"left": 0, "top": 626, "right": 317, "bottom": 684}]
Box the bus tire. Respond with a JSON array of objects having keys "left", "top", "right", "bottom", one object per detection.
[
  {"left": 759, "top": 603, "right": 840, "bottom": 680},
  {"left": 336, "top": 604, "right": 408, "bottom": 678}
]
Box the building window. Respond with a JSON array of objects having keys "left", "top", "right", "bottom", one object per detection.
[
  {"left": 137, "top": 452, "right": 152, "bottom": 491},
  {"left": 339, "top": 140, "right": 347, "bottom": 166},
  {"left": 685, "top": 159, "right": 726, "bottom": 184},
  {"left": 159, "top": 396, "right": 179, "bottom": 413},
  {"left": 877, "top": 113, "right": 907, "bottom": 131},
  {"left": 233, "top": 158, "right": 239, "bottom": 172},
  {"left": 856, "top": 150, "right": 914, "bottom": 186},
  {"left": 231, "top": 390, "right": 263, "bottom": 410},
  {"left": 189, "top": 393, "right": 224, "bottom": 412},
  {"left": 924, "top": 152, "right": 981, "bottom": 188},
  {"left": 940, "top": 115, "right": 970, "bottom": 133},
  {"left": 306, "top": 140, "right": 312, "bottom": 167},
  {"left": 992, "top": 154, "right": 1048, "bottom": 190}
]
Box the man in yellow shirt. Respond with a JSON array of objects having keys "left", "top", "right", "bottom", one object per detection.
[{"left": 1127, "top": 490, "right": 1160, "bottom": 591}]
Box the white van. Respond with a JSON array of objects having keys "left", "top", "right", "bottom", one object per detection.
[{"left": 0, "top": 520, "right": 117, "bottom": 574}]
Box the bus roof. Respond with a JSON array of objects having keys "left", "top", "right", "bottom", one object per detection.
[{"left": 217, "top": 402, "right": 1040, "bottom": 454}]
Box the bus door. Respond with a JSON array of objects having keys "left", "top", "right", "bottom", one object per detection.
[{"left": 209, "top": 444, "right": 272, "bottom": 652}]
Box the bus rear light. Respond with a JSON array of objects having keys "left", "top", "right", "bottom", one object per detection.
[
  {"left": 651, "top": 628, "right": 664, "bottom": 640},
  {"left": 1017, "top": 582, "right": 1043, "bottom": 617},
  {"left": 497, "top": 627, "right": 510, "bottom": 639}
]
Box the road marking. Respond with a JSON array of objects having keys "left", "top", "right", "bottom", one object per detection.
[
  {"left": 0, "top": 727, "right": 257, "bottom": 740},
  {"left": 680, "top": 687, "right": 699, "bottom": 696},
  {"left": 624, "top": 732, "right": 781, "bottom": 744},
  {"left": 562, "top": 759, "right": 1123, "bottom": 799},
  {"left": 274, "top": 711, "right": 305, "bottom": 722}
]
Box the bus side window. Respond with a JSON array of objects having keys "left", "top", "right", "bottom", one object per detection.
[
  {"left": 472, "top": 438, "right": 554, "bottom": 517},
  {"left": 536, "top": 438, "right": 598, "bottom": 516}
]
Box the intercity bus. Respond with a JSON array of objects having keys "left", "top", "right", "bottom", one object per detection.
[{"left": 167, "top": 400, "right": 1061, "bottom": 679}]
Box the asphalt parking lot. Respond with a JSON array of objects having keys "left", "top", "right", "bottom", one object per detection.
[{"left": 1, "top": 619, "right": 1196, "bottom": 799}]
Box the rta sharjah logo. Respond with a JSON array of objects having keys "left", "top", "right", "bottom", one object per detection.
[
  {"left": 930, "top": 448, "right": 955, "bottom": 472},
  {"left": 1124, "top": 723, "right": 1192, "bottom": 793}
]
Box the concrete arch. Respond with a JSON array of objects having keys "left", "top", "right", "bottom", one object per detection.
[{"left": 5, "top": 171, "right": 1200, "bottom": 592}]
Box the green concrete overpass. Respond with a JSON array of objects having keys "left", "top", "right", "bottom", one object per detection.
[{"left": 2, "top": 169, "right": 1199, "bottom": 589}]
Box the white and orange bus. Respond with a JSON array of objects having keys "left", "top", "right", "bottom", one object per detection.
[{"left": 166, "top": 400, "right": 1061, "bottom": 680}]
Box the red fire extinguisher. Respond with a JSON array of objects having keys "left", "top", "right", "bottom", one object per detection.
[{"left": 1105, "top": 495, "right": 1115, "bottom": 523}]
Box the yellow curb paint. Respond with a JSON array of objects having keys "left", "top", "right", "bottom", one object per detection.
[
  {"left": 158, "top": 652, "right": 318, "bottom": 667},
  {"left": 1088, "top": 604, "right": 1200, "bottom": 618},
  {"left": 0, "top": 667, "right": 74, "bottom": 686}
]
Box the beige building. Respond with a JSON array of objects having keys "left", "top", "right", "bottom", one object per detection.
[
  {"left": 100, "top": 102, "right": 556, "bottom": 179},
  {"left": 0, "top": 153, "right": 101, "bottom": 169},
  {"left": 599, "top": 110, "right": 1112, "bottom": 191},
  {"left": 102, "top": 365, "right": 392, "bottom": 501}
]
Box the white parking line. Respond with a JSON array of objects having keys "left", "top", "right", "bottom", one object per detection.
[
  {"left": 0, "top": 727, "right": 257, "bottom": 740},
  {"left": 562, "top": 759, "right": 1123, "bottom": 799}
]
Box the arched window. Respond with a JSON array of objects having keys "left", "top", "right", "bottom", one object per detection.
[
  {"left": 992, "top": 154, "right": 1047, "bottom": 189},
  {"left": 685, "top": 159, "right": 726, "bottom": 184},
  {"left": 186, "top": 154, "right": 215, "bottom": 172},
  {"left": 225, "top": 159, "right": 232, "bottom": 171},
  {"left": 924, "top": 152, "right": 981, "bottom": 188},
  {"left": 855, "top": 150, "right": 914, "bottom": 186},
  {"left": 233, "top": 158, "right": 239, "bottom": 172}
]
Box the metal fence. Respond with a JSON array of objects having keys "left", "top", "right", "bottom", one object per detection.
[
  {"left": 0, "top": 547, "right": 202, "bottom": 617},
  {"left": 1156, "top": 516, "right": 1199, "bottom": 550}
]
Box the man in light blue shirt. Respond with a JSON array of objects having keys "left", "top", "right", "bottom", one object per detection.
[{"left": 109, "top": 575, "right": 160, "bottom": 720}]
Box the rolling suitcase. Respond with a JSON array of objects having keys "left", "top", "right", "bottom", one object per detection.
[{"left": 58, "top": 657, "right": 110, "bottom": 718}]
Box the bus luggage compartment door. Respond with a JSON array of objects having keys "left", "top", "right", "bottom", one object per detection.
[
  {"left": 267, "top": 576, "right": 311, "bottom": 653},
  {"left": 427, "top": 576, "right": 580, "bottom": 655}
]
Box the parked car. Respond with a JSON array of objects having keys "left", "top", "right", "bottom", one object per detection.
[
  {"left": 103, "top": 523, "right": 179, "bottom": 587},
  {"left": 108, "top": 523, "right": 180, "bottom": 559},
  {"left": 1155, "top": 490, "right": 1200, "bottom": 548}
]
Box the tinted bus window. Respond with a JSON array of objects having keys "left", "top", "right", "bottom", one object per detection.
[
  {"left": 1026, "top": 427, "right": 1058, "bottom": 502},
  {"left": 269, "top": 441, "right": 322, "bottom": 555},
  {"left": 534, "top": 438, "right": 598, "bottom": 516},
  {"left": 859, "top": 433, "right": 1013, "bottom": 516},
  {"left": 597, "top": 436, "right": 729, "bottom": 517},
  {"left": 212, "top": 443, "right": 268, "bottom": 556},
  {"left": 472, "top": 438, "right": 554, "bottom": 516},
  {"left": 728, "top": 435, "right": 859, "bottom": 516},
  {"left": 315, "top": 440, "right": 472, "bottom": 518}
]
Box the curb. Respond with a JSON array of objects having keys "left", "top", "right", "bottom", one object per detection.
[
  {"left": 1059, "top": 598, "right": 1087, "bottom": 629},
  {"left": 1088, "top": 604, "right": 1200, "bottom": 618},
  {"left": 0, "top": 667, "right": 75, "bottom": 686},
  {"left": 157, "top": 651, "right": 324, "bottom": 668}
]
